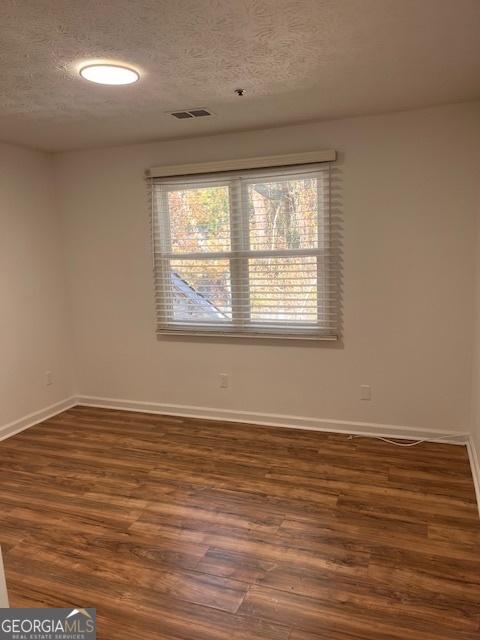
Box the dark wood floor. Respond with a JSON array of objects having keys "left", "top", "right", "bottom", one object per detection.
[{"left": 0, "top": 407, "right": 479, "bottom": 639}]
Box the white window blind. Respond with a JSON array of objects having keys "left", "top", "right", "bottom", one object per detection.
[{"left": 149, "top": 161, "right": 338, "bottom": 339}]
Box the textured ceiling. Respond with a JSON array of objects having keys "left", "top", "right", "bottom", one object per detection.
[{"left": 1, "top": 0, "right": 480, "bottom": 151}]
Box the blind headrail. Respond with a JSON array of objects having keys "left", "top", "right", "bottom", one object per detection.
[{"left": 146, "top": 150, "right": 336, "bottom": 179}]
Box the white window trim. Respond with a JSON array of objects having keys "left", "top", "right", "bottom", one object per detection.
[
  {"left": 148, "top": 151, "right": 338, "bottom": 341},
  {"left": 146, "top": 150, "right": 336, "bottom": 179}
]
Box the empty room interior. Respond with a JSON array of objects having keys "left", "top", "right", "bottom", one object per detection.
[{"left": 1, "top": 1, "right": 480, "bottom": 638}]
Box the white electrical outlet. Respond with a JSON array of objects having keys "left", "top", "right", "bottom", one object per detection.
[
  {"left": 45, "top": 371, "right": 53, "bottom": 386},
  {"left": 360, "top": 384, "right": 371, "bottom": 400},
  {"left": 219, "top": 373, "right": 229, "bottom": 389}
]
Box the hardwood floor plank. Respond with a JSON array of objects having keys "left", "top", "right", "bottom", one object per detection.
[
  {"left": 196, "top": 547, "right": 278, "bottom": 583},
  {"left": 254, "top": 565, "right": 479, "bottom": 630},
  {"left": 369, "top": 545, "right": 480, "bottom": 587},
  {"left": 428, "top": 522, "right": 480, "bottom": 546},
  {"left": 239, "top": 585, "right": 479, "bottom": 639},
  {"left": 275, "top": 516, "right": 480, "bottom": 565},
  {"left": 336, "top": 494, "right": 479, "bottom": 527}
]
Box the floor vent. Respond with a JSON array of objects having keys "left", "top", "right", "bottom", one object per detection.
[{"left": 170, "top": 108, "right": 213, "bottom": 119}]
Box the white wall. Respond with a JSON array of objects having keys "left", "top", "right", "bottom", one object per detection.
[
  {"left": 470, "top": 169, "right": 480, "bottom": 502},
  {"left": 471, "top": 196, "right": 480, "bottom": 464},
  {"left": 55, "top": 102, "right": 480, "bottom": 433},
  {"left": 0, "top": 142, "right": 74, "bottom": 429}
]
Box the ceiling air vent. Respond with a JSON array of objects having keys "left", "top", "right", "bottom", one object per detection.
[{"left": 169, "top": 108, "right": 213, "bottom": 119}]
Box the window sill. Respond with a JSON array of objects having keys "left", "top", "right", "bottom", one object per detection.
[{"left": 156, "top": 328, "right": 338, "bottom": 341}]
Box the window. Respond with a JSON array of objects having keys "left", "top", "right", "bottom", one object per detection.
[{"left": 149, "top": 161, "right": 338, "bottom": 339}]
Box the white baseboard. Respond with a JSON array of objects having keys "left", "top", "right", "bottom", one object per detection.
[
  {"left": 466, "top": 435, "right": 480, "bottom": 518},
  {"left": 75, "top": 394, "right": 469, "bottom": 444},
  {"left": 0, "top": 393, "right": 468, "bottom": 445},
  {"left": 0, "top": 397, "right": 77, "bottom": 442},
  {"left": 0, "top": 391, "right": 470, "bottom": 447}
]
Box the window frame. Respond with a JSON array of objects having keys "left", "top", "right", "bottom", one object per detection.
[{"left": 149, "top": 156, "right": 338, "bottom": 340}]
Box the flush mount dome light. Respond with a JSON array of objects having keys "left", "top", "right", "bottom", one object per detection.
[{"left": 79, "top": 64, "right": 139, "bottom": 85}]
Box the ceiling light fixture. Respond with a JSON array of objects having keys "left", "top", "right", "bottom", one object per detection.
[{"left": 79, "top": 64, "right": 139, "bottom": 85}]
